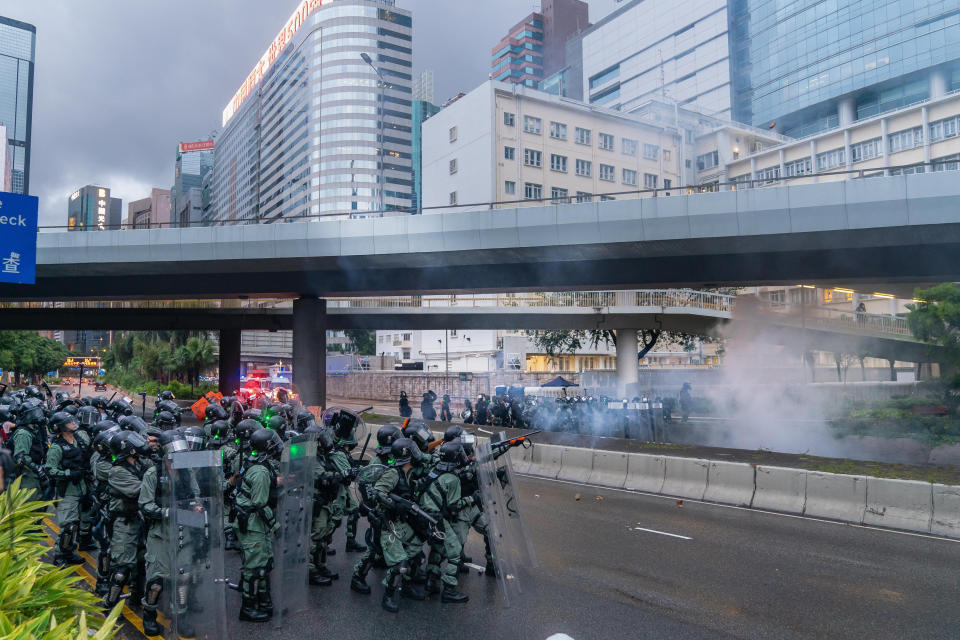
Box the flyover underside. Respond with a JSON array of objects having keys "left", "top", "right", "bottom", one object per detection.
[{"left": 4, "top": 225, "right": 960, "bottom": 301}]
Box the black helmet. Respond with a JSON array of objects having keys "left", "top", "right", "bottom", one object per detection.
[
  {"left": 207, "top": 419, "right": 231, "bottom": 444},
  {"left": 81, "top": 396, "right": 95, "bottom": 406},
  {"left": 229, "top": 401, "right": 245, "bottom": 426},
  {"left": 205, "top": 403, "right": 229, "bottom": 422},
  {"left": 296, "top": 411, "right": 316, "bottom": 430},
  {"left": 64, "top": 404, "right": 79, "bottom": 416},
  {"left": 283, "top": 429, "right": 301, "bottom": 441},
  {"left": 402, "top": 420, "right": 434, "bottom": 453},
  {"left": 111, "top": 431, "right": 149, "bottom": 459},
  {"left": 323, "top": 407, "right": 360, "bottom": 446},
  {"left": 77, "top": 405, "right": 99, "bottom": 427},
  {"left": 108, "top": 399, "right": 134, "bottom": 417},
  {"left": 316, "top": 427, "right": 336, "bottom": 453},
  {"left": 24, "top": 385, "right": 42, "bottom": 399},
  {"left": 376, "top": 424, "right": 403, "bottom": 451},
  {"left": 387, "top": 438, "right": 421, "bottom": 467},
  {"left": 0, "top": 405, "right": 11, "bottom": 423},
  {"left": 234, "top": 419, "right": 261, "bottom": 443},
  {"left": 54, "top": 391, "right": 70, "bottom": 405},
  {"left": 436, "top": 440, "right": 467, "bottom": 471},
  {"left": 16, "top": 405, "right": 45, "bottom": 428},
  {"left": 157, "top": 399, "right": 179, "bottom": 416},
  {"left": 155, "top": 411, "right": 178, "bottom": 430},
  {"left": 92, "top": 396, "right": 108, "bottom": 411},
  {"left": 183, "top": 426, "right": 207, "bottom": 451},
  {"left": 242, "top": 408, "right": 262, "bottom": 423},
  {"left": 92, "top": 419, "right": 118, "bottom": 436},
  {"left": 303, "top": 423, "right": 324, "bottom": 438},
  {"left": 50, "top": 411, "right": 78, "bottom": 433},
  {"left": 160, "top": 430, "right": 189, "bottom": 456},
  {"left": 443, "top": 425, "right": 464, "bottom": 442},
  {"left": 119, "top": 415, "right": 147, "bottom": 433},
  {"left": 94, "top": 426, "right": 121, "bottom": 454},
  {"left": 249, "top": 428, "right": 283, "bottom": 460},
  {"left": 159, "top": 390, "right": 175, "bottom": 402},
  {"left": 267, "top": 415, "right": 286, "bottom": 432}
]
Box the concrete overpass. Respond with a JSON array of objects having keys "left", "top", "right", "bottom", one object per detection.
[{"left": 2, "top": 173, "right": 959, "bottom": 303}]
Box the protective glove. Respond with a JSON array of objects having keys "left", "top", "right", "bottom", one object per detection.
[{"left": 69, "top": 468, "right": 84, "bottom": 482}]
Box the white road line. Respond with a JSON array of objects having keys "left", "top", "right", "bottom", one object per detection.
[
  {"left": 633, "top": 527, "right": 692, "bottom": 540},
  {"left": 519, "top": 473, "right": 960, "bottom": 544}
]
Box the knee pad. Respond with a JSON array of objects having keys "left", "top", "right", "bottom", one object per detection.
[
  {"left": 111, "top": 566, "right": 130, "bottom": 587},
  {"left": 144, "top": 577, "right": 163, "bottom": 607}
]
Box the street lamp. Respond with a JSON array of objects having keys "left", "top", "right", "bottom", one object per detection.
[{"left": 360, "top": 52, "right": 386, "bottom": 216}]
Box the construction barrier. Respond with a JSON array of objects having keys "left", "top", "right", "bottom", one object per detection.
[
  {"left": 587, "top": 450, "right": 629, "bottom": 488},
  {"left": 703, "top": 460, "right": 756, "bottom": 507},
  {"left": 803, "top": 472, "right": 867, "bottom": 524},
  {"left": 753, "top": 466, "right": 807, "bottom": 514},
  {"left": 557, "top": 446, "right": 594, "bottom": 483},
  {"left": 864, "top": 477, "right": 933, "bottom": 533},
  {"left": 931, "top": 483, "right": 960, "bottom": 537},
  {"left": 661, "top": 457, "right": 710, "bottom": 500},
  {"left": 623, "top": 453, "right": 666, "bottom": 493},
  {"left": 525, "top": 443, "right": 563, "bottom": 479}
]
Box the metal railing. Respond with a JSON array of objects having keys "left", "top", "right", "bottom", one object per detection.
[{"left": 759, "top": 303, "right": 912, "bottom": 337}]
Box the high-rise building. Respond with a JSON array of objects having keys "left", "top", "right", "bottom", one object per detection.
[
  {"left": 67, "top": 185, "right": 122, "bottom": 231},
  {"left": 491, "top": 0, "right": 589, "bottom": 89},
  {"left": 577, "top": 0, "right": 960, "bottom": 138},
  {"left": 411, "top": 98, "right": 441, "bottom": 213},
  {"left": 127, "top": 188, "right": 172, "bottom": 229},
  {"left": 172, "top": 141, "right": 213, "bottom": 227},
  {"left": 212, "top": 0, "right": 414, "bottom": 223},
  {"left": 0, "top": 16, "right": 35, "bottom": 195},
  {"left": 0, "top": 124, "right": 11, "bottom": 192},
  {"left": 413, "top": 69, "right": 434, "bottom": 103}
]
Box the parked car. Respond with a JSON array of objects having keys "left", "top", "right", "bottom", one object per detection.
[{"left": 94, "top": 381, "right": 108, "bottom": 392}]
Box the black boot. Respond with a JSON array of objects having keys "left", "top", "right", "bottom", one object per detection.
[
  {"left": 345, "top": 537, "right": 367, "bottom": 552},
  {"left": 425, "top": 575, "right": 442, "bottom": 595},
  {"left": 78, "top": 535, "right": 98, "bottom": 552},
  {"left": 400, "top": 580, "right": 425, "bottom": 601},
  {"left": 381, "top": 569, "right": 402, "bottom": 613},
  {"left": 351, "top": 558, "right": 372, "bottom": 594},
  {"left": 441, "top": 584, "right": 469, "bottom": 604},
  {"left": 142, "top": 609, "right": 163, "bottom": 637},
  {"left": 239, "top": 578, "right": 269, "bottom": 623},
  {"left": 258, "top": 575, "right": 274, "bottom": 616},
  {"left": 326, "top": 544, "right": 336, "bottom": 557},
  {"left": 309, "top": 546, "right": 335, "bottom": 586}
]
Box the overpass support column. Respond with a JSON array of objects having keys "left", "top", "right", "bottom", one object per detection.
[
  {"left": 219, "top": 329, "right": 242, "bottom": 396},
  {"left": 294, "top": 297, "right": 327, "bottom": 410},
  {"left": 616, "top": 329, "right": 639, "bottom": 399}
]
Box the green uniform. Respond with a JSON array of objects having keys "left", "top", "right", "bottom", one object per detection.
[
  {"left": 105, "top": 460, "right": 146, "bottom": 605},
  {"left": 46, "top": 432, "right": 90, "bottom": 559},
  {"left": 309, "top": 449, "right": 350, "bottom": 577},
  {"left": 90, "top": 450, "right": 114, "bottom": 593},
  {"left": 138, "top": 462, "right": 168, "bottom": 615},
  {"left": 11, "top": 424, "right": 47, "bottom": 496},
  {"left": 375, "top": 466, "right": 422, "bottom": 588},
  {"left": 235, "top": 460, "right": 277, "bottom": 603},
  {"left": 420, "top": 470, "right": 470, "bottom": 587},
  {"left": 219, "top": 444, "right": 239, "bottom": 540},
  {"left": 454, "top": 461, "right": 493, "bottom": 567}
]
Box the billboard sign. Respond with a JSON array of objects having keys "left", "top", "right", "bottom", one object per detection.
[
  {"left": 179, "top": 140, "right": 215, "bottom": 153},
  {"left": 63, "top": 357, "right": 101, "bottom": 369},
  {"left": 0, "top": 191, "right": 39, "bottom": 285}
]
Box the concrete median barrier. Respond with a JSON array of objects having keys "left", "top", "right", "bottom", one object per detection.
[
  {"left": 753, "top": 466, "right": 807, "bottom": 514},
  {"left": 587, "top": 450, "right": 629, "bottom": 488},
  {"left": 558, "top": 446, "right": 594, "bottom": 483},
  {"left": 803, "top": 472, "right": 867, "bottom": 524},
  {"left": 703, "top": 461, "right": 755, "bottom": 507},
  {"left": 525, "top": 443, "right": 563, "bottom": 479},
  {"left": 508, "top": 443, "right": 532, "bottom": 474},
  {"left": 624, "top": 453, "right": 666, "bottom": 493},
  {"left": 931, "top": 484, "right": 960, "bottom": 537},
  {"left": 863, "top": 477, "right": 932, "bottom": 533},
  {"left": 661, "top": 457, "right": 710, "bottom": 500}
]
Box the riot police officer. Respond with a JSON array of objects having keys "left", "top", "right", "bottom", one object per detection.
[
  {"left": 308, "top": 427, "right": 350, "bottom": 586},
  {"left": 46, "top": 412, "right": 91, "bottom": 565},
  {"left": 420, "top": 440, "right": 471, "bottom": 603},
  {"left": 90, "top": 425, "right": 119, "bottom": 595},
  {"left": 11, "top": 403, "right": 48, "bottom": 498}
]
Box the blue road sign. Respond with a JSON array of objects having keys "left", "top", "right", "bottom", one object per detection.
[{"left": 0, "top": 191, "right": 39, "bottom": 285}]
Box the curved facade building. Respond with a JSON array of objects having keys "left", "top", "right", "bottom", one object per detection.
[{"left": 212, "top": 0, "right": 413, "bottom": 223}]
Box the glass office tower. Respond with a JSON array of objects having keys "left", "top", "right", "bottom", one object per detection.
[
  {"left": 0, "top": 16, "right": 35, "bottom": 195},
  {"left": 212, "top": 0, "right": 413, "bottom": 223},
  {"left": 731, "top": 0, "right": 960, "bottom": 136}
]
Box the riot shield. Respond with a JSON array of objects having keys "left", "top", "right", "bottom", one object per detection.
[
  {"left": 322, "top": 405, "right": 372, "bottom": 455},
  {"left": 475, "top": 436, "right": 537, "bottom": 608},
  {"left": 165, "top": 449, "right": 228, "bottom": 640},
  {"left": 271, "top": 434, "right": 316, "bottom": 628}
]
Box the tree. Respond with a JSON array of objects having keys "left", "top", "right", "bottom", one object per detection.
[
  {"left": 178, "top": 336, "right": 217, "bottom": 393},
  {"left": 907, "top": 283, "right": 960, "bottom": 386},
  {"left": 529, "top": 328, "right": 708, "bottom": 366},
  {"left": 0, "top": 331, "right": 70, "bottom": 384},
  {"left": 345, "top": 330, "right": 377, "bottom": 355}
]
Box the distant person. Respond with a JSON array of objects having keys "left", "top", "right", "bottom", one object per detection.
[
  {"left": 420, "top": 392, "right": 437, "bottom": 421},
  {"left": 856, "top": 302, "right": 867, "bottom": 327},
  {"left": 678, "top": 383, "right": 693, "bottom": 423},
  {"left": 475, "top": 394, "right": 489, "bottom": 426},
  {"left": 461, "top": 398, "right": 474, "bottom": 425},
  {"left": 398, "top": 391, "right": 412, "bottom": 418},
  {"left": 440, "top": 395, "right": 452, "bottom": 422}
]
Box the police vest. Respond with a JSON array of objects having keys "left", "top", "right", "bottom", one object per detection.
[
  {"left": 52, "top": 435, "right": 87, "bottom": 472},
  {"left": 393, "top": 468, "right": 413, "bottom": 501},
  {"left": 241, "top": 461, "right": 279, "bottom": 510},
  {"left": 110, "top": 461, "right": 145, "bottom": 517},
  {"left": 16, "top": 425, "right": 47, "bottom": 466}
]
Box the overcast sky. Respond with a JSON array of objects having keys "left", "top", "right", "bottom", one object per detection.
[{"left": 4, "top": 0, "right": 620, "bottom": 226}]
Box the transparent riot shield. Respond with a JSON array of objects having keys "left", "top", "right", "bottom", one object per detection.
[
  {"left": 322, "top": 405, "right": 372, "bottom": 456},
  {"left": 271, "top": 434, "right": 316, "bottom": 628},
  {"left": 165, "top": 449, "right": 228, "bottom": 640},
  {"left": 475, "top": 436, "right": 537, "bottom": 608}
]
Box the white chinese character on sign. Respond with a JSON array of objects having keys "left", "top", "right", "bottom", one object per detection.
[{"left": 2, "top": 252, "right": 20, "bottom": 274}]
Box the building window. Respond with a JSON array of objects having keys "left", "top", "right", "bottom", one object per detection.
[
  {"left": 663, "top": 178, "right": 672, "bottom": 189},
  {"left": 575, "top": 127, "right": 591, "bottom": 145},
  {"left": 622, "top": 169, "right": 638, "bottom": 186},
  {"left": 816, "top": 147, "right": 845, "bottom": 171},
  {"left": 504, "top": 112, "right": 515, "bottom": 127},
  {"left": 758, "top": 166, "right": 780, "bottom": 183},
  {"left": 524, "top": 148, "right": 542, "bottom": 167},
  {"left": 622, "top": 138, "right": 638, "bottom": 156},
  {"left": 449, "top": 159, "right": 458, "bottom": 174},
  {"left": 504, "top": 146, "right": 515, "bottom": 160},
  {"left": 642, "top": 143, "right": 659, "bottom": 160},
  {"left": 449, "top": 126, "right": 457, "bottom": 142},
  {"left": 523, "top": 115, "right": 542, "bottom": 134},
  {"left": 598, "top": 133, "right": 615, "bottom": 151},
  {"left": 505, "top": 180, "right": 516, "bottom": 195},
  {"left": 889, "top": 164, "right": 925, "bottom": 176},
  {"left": 643, "top": 173, "right": 657, "bottom": 189},
  {"left": 888, "top": 126, "right": 923, "bottom": 153},
  {"left": 402, "top": 333, "right": 411, "bottom": 341},
  {"left": 663, "top": 150, "right": 671, "bottom": 162},
  {"left": 600, "top": 195, "right": 616, "bottom": 201},
  {"left": 550, "top": 154, "right": 568, "bottom": 173},
  {"left": 449, "top": 191, "right": 457, "bottom": 205},
  {"left": 524, "top": 182, "right": 542, "bottom": 200},
  {"left": 549, "top": 121, "right": 568, "bottom": 140},
  {"left": 551, "top": 187, "right": 569, "bottom": 203},
  {"left": 930, "top": 115, "right": 959, "bottom": 142},
  {"left": 575, "top": 159, "right": 592, "bottom": 177},
  {"left": 449, "top": 330, "right": 458, "bottom": 337},
  {"left": 599, "top": 164, "right": 615, "bottom": 181},
  {"left": 696, "top": 150, "right": 719, "bottom": 171},
  {"left": 784, "top": 157, "right": 812, "bottom": 177},
  {"left": 575, "top": 191, "right": 593, "bottom": 203},
  {"left": 850, "top": 137, "right": 882, "bottom": 163}
]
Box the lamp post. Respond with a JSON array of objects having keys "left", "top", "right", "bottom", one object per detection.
[{"left": 360, "top": 52, "right": 386, "bottom": 216}]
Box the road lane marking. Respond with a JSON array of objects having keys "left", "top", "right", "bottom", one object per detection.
[
  {"left": 521, "top": 474, "right": 960, "bottom": 544},
  {"left": 633, "top": 527, "right": 692, "bottom": 540}
]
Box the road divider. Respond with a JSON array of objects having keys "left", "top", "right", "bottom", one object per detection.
[
  {"left": 587, "top": 450, "right": 629, "bottom": 488},
  {"left": 526, "top": 443, "right": 563, "bottom": 479},
  {"left": 803, "top": 471, "right": 867, "bottom": 524},
  {"left": 864, "top": 477, "right": 933, "bottom": 533},
  {"left": 623, "top": 453, "right": 666, "bottom": 493},
  {"left": 932, "top": 483, "right": 960, "bottom": 537},
  {"left": 751, "top": 466, "right": 807, "bottom": 514},
  {"left": 703, "top": 460, "right": 755, "bottom": 507},
  {"left": 661, "top": 457, "right": 710, "bottom": 501},
  {"left": 557, "top": 446, "right": 594, "bottom": 483}
]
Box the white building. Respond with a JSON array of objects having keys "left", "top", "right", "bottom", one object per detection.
[{"left": 375, "top": 328, "right": 498, "bottom": 373}]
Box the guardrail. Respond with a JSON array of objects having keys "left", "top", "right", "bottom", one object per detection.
[{"left": 760, "top": 304, "right": 912, "bottom": 337}]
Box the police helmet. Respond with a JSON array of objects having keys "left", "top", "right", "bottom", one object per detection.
[
  {"left": 296, "top": 411, "right": 316, "bottom": 430},
  {"left": 111, "top": 431, "right": 147, "bottom": 459},
  {"left": 24, "top": 385, "right": 43, "bottom": 399},
  {"left": 208, "top": 419, "right": 231, "bottom": 444},
  {"left": 183, "top": 426, "right": 207, "bottom": 451},
  {"left": 324, "top": 408, "right": 360, "bottom": 445},
  {"left": 234, "top": 419, "right": 261, "bottom": 443},
  {"left": 249, "top": 428, "right": 283, "bottom": 460},
  {"left": 157, "top": 400, "right": 179, "bottom": 416},
  {"left": 155, "top": 411, "right": 178, "bottom": 430},
  {"left": 159, "top": 430, "right": 189, "bottom": 455},
  {"left": 77, "top": 405, "right": 99, "bottom": 427},
  {"left": 108, "top": 399, "right": 134, "bottom": 417},
  {"left": 50, "top": 411, "right": 79, "bottom": 433},
  {"left": 54, "top": 391, "right": 70, "bottom": 405},
  {"left": 159, "top": 390, "right": 175, "bottom": 402},
  {"left": 376, "top": 424, "right": 403, "bottom": 451},
  {"left": 402, "top": 420, "right": 435, "bottom": 453},
  {"left": 303, "top": 423, "right": 324, "bottom": 438},
  {"left": 119, "top": 414, "right": 148, "bottom": 433},
  {"left": 92, "top": 420, "right": 118, "bottom": 436},
  {"left": 92, "top": 396, "right": 108, "bottom": 411},
  {"left": 443, "top": 425, "right": 464, "bottom": 442},
  {"left": 241, "top": 408, "right": 262, "bottom": 423},
  {"left": 315, "top": 427, "right": 337, "bottom": 453},
  {"left": 387, "top": 438, "right": 422, "bottom": 467},
  {"left": 436, "top": 440, "right": 467, "bottom": 471},
  {"left": 16, "top": 405, "right": 45, "bottom": 428},
  {"left": 205, "top": 403, "right": 229, "bottom": 422},
  {"left": 94, "top": 426, "right": 121, "bottom": 454},
  {"left": 267, "top": 414, "right": 286, "bottom": 432},
  {"left": 63, "top": 404, "right": 79, "bottom": 416}
]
